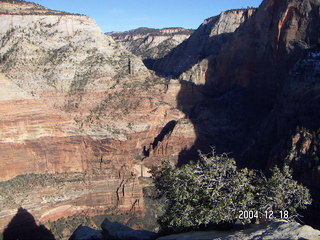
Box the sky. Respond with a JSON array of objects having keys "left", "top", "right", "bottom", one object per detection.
[{"left": 31, "top": 0, "right": 263, "bottom": 33}]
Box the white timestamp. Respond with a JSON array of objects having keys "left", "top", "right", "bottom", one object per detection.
[{"left": 238, "top": 210, "right": 289, "bottom": 219}]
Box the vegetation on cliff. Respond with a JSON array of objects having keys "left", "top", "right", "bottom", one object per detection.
[
  {"left": 286, "top": 127, "right": 320, "bottom": 170},
  {"left": 153, "top": 151, "right": 311, "bottom": 231}
]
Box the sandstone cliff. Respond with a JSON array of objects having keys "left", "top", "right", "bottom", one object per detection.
[
  {"left": 0, "top": 0, "right": 198, "bottom": 237},
  {"left": 145, "top": 9, "right": 256, "bottom": 84},
  {"left": 109, "top": 27, "right": 193, "bottom": 60},
  {"left": 203, "top": 0, "right": 320, "bottom": 193},
  {"left": 207, "top": 0, "right": 320, "bottom": 107},
  {"left": 174, "top": 0, "right": 320, "bottom": 227},
  {"left": 133, "top": 0, "right": 320, "bottom": 228}
]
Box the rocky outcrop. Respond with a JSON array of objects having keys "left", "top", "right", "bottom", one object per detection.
[
  {"left": 101, "top": 218, "right": 157, "bottom": 240},
  {"left": 145, "top": 9, "right": 256, "bottom": 83},
  {"left": 67, "top": 220, "right": 320, "bottom": 240},
  {"left": 157, "top": 221, "right": 320, "bottom": 240},
  {"left": 69, "top": 226, "right": 103, "bottom": 240},
  {"left": 0, "top": 0, "right": 71, "bottom": 15},
  {"left": 109, "top": 27, "right": 193, "bottom": 60}
]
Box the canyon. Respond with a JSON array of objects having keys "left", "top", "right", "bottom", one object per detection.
[
  {"left": 0, "top": 0, "right": 320, "bottom": 239},
  {"left": 124, "top": 0, "right": 320, "bottom": 230}
]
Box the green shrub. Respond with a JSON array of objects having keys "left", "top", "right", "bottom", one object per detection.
[
  {"left": 153, "top": 151, "right": 311, "bottom": 231},
  {"left": 255, "top": 166, "right": 312, "bottom": 216}
]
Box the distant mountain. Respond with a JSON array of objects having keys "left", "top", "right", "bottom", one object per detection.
[{"left": 108, "top": 27, "right": 194, "bottom": 59}]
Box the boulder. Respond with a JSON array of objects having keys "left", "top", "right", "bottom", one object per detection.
[
  {"left": 101, "top": 218, "right": 157, "bottom": 240},
  {"left": 69, "top": 225, "right": 103, "bottom": 240}
]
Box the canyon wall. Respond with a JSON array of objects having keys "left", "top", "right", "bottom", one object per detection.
[
  {"left": 207, "top": 0, "right": 320, "bottom": 106},
  {"left": 177, "top": 0, "right": 320, "bottom": 227},
  {"left": 139, "top": 0, "right": 320, "bottom": 227},
  {"left": 109, "top": 27, "right": 193, "bottom": 60},
  {"left": 144, "top": 9, "right": 256, "bottom": 84},
  {"left": 0, "top": 0, "right": 199, "bottom": 236}
]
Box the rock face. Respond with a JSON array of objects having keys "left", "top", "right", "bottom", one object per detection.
[
  {"left": 0, "top": 0, "right": 147, "bottom": 180},
  {"left": 173, "top": 0, "right": 320, "bottom": 227},
  {"left": 145, "top": 9, "right": 256, "bottom": 84},
  {"left": 101, "top": 218, "right": 157, "bottom": 240},
  {"left": 141, "top": 0, "right": 320, "bottom": 227},
  {"left": 109, "top": 27, "right": 193, "bottom": 60},
  {"left": 0, "top": 0, "right": 198, "bottom": 237},
  {"left": 0, "top": 0, "right": 70, "bottom": 15},
  {"left": 207, "top": 0, "right": 320, "bottom": 106},
  {"left": 157, "top": 221, "right": 320, "bottom": 240},
  {"left": 69, "top": 226, "right": 103, "bottom": 240},
  {"left": 203, "top": 0, "right": 320, "bottom": 204}
]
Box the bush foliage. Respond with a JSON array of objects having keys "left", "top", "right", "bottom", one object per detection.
[{"left": 153, "top": 151, "right": 311, "bottom": 231}]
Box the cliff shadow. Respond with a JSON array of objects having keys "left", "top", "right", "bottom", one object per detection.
[
  {"left": 143, "top": 32, "right": 233, "bottom": 79},
  {"left": 143, "top": 120, "right": 177, "bottom": 158},
  {"left": 176, "top": 81, "right": 267, "bottom": 167},
  {"left": 3, "top": 207, "right": 56, "bottom": 240}
]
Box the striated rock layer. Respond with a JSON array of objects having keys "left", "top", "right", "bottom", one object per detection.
[
  {"left": 108, "top": 27, "right": 193, "bottom": 60},
  {"left": 0, "top": 0, "right": 198, "bottom": 236}
]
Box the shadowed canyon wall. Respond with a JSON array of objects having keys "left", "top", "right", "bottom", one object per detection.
[
  {"left": 171, "top": 0, "right": 320, "bottom": 227},
  {"left": 144, "top": 8, "right": 256, "bottom": 83}
]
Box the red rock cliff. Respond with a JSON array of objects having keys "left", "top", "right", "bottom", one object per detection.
[{"left": 207, "top": 0, "right": 320, "bottom": 106}]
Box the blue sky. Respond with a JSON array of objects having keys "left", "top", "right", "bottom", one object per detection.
[{"left": 31, "top": 0, "right": 263, "bottom": 32}]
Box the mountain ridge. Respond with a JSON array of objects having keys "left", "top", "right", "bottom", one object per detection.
[
  {"left": 0, "top": 0, "right": 80, "bottom": 15},
  {"left": 144, "top": 8, "right": 256, "bottom": 83},
  {"left": 109, "top": 27, "right": 194, "bottom": 60}
]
